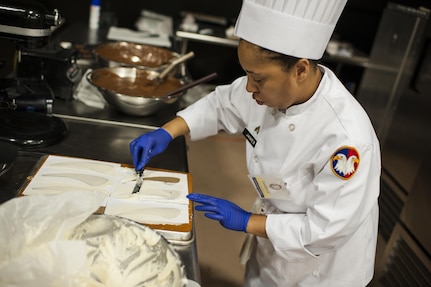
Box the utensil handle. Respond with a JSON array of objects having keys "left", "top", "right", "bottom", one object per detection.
[
  {"left": 161, "top": 72, "right": 218, "bottom": 99},
  {"left": 158, "top": 51, "right": 195, "bottom": 80}
]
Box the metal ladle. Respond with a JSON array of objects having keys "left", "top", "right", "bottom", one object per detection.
[{"left": 148, "top": 51, "right": 195, "bottom": 83}]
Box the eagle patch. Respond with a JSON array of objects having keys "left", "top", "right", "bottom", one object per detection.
[{"left": 331, "top": 146, "right": 360, "bottom": 180}]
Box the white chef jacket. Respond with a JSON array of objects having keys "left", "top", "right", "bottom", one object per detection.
[{"left": 178, "top": 65, "right": 381, "bottom": 287}]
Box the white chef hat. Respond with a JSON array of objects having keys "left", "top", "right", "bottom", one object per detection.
[{"left": 234, "top": 0, "right": 348, "bottom": 60}]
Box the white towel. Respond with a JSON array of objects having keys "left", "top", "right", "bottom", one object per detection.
[{"left": 73, "top": 69, "right": 107, "bottom": 109}]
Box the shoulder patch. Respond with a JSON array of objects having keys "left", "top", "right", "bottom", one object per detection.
[{"left": 331, "top": 146, "right": 360, "bottom": 180}]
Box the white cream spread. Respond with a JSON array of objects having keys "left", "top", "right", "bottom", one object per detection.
[{"left": 67, "top": 215, "right": 187, "bottom": 287}]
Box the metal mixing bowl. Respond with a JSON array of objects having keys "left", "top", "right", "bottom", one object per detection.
[
  {"left": 87, "top": 67, "right": 186, "bottom": 116},
  {"left": 93, "top": 41, "right": 180, "bottom": 71}
]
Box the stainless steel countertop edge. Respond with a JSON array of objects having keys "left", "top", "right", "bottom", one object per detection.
[{"left": 54, "top": 113, "right": 159, "bottom": 130}]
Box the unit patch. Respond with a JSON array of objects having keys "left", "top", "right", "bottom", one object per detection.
[{"left": 331, "top": 146, "right": 360, "bottom": 179}]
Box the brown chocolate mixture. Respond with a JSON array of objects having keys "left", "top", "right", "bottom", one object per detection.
[
  {"left": 91, "top": 69, "right": 183, "bottom": 98},
  {"left": 94, "top": 42, "right": 177, "bottom": 67}
]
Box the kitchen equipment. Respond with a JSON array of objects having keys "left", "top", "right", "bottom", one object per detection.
[
  {"left": 0, "top": 141, "right": 17, "bottom": 177},
  {"left": 93, "top": 41, "right": 179, "bottom": 71},
  {"left": 0, "top": 0, "right": 67, "bottom": 148},
  {"left": 0, "top": 0, "right": 60, "bottom": 49},
  {"left": 87, "top": 66, "right": 186, "bottom": 116},
  {"left": 0, "top": 106, "right": 68, "bottom": 148},
  {"left": 17, "top": 43, "right": 82, "bottom": 101},
  {"left": 149, "top": 51, "right": 195, "bottom": 83},
  {"left": 132, "top": 169, "right": 144, "bottom": 194},
  {"left": 69, "top": 214, "right": 189, "bottom": 286},
  {"left": 0, "top": 78, "right": 56, "bottom": 113},
  {"left": 87, "top": 67, "right": 218, "bottom": 116},
  {"left": 3, "top": 121, "right": 200, "bottom": 282},
  {"left": 132, "top": 175, "right": 181, "bottom": 195}
]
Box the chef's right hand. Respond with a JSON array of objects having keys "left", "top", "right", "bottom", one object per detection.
[{"left": 130, "top": 128, "right": 173, "bottom": 171}]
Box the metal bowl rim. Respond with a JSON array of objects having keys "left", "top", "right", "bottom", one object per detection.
[
  {"left": 93, "top": 41, "right": 180, "bottom": 69},
  {"left": 87, "top": 67, "right": 185, "bottom": 100}
]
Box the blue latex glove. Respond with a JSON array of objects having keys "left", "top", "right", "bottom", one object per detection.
[
  {"left": 187, "top": 193, "right": 251, "bottom": 232},
  {"left": 129, "top": 128, "right": 172, "bottom": 171}
]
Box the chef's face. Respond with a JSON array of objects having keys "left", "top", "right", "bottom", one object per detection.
[{"left": 238, "top": 39, "right": 307, "bottom": 109}]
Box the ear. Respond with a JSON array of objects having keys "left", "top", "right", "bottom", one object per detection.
[{"left": 295, "top": 59, "right": 310, "bottom": 83}]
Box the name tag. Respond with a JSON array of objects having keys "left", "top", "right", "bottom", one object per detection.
[
  {"left": 248, "top": 174, "right": 289, "bottom": 199},
  {"left": 243, "top": 128, "right": 257, "bottom": 147}
]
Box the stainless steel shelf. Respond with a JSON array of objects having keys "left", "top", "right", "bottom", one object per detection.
[{"left": 176, "top": 30, "right": 239, "bottom": 48}]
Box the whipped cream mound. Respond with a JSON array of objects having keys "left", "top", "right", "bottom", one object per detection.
[{"left": 67, "top": 215, "right": 187, "bottom": 287}]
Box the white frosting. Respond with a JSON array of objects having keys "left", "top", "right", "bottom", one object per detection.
[{"left": 67, "top": 215, "right": 188, "bottom": 287}]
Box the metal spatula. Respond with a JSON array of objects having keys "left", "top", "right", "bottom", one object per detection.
[{"left": 131, "top": 170, "right": 144, "bottom": 194}]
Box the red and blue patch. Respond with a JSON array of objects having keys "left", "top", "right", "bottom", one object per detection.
[{"left": 331, "top": 146, "right": 360, "bottom": 180}]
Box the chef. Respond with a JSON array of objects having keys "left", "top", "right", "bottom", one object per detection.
[{"left": 130, "top": 0, "right": 381, "bottom": 286}]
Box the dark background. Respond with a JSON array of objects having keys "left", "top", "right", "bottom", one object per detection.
[
  {"left": 37, "top": 0, "right": 431, "bottom": 51},
  {"left": 34, "top": 0, "right": 431, "bottom": 84}
]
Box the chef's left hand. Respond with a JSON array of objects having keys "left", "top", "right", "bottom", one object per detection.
[{"left": 187, "top": 193, "right": 251, "bottom": 232}]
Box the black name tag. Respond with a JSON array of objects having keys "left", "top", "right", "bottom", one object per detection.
[{"left": 243, "top": 128, "right": 257, "bottom": 147}]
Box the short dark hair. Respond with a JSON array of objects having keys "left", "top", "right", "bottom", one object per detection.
[{"left": 258, "top": 46, "right": 319, "bottom": 72}]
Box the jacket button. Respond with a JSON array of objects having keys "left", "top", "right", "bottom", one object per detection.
[{"left": 289, "top": 124, "right": 295, "bottom": 131}]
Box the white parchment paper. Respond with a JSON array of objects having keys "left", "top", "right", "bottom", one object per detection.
[{"left": 0, "top": 191, "right": 105, "bottom": 287}]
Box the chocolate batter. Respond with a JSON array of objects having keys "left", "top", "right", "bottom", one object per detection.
[
  {"left": 94, "top": 42, "right": 177, "bottom": 68},
  {"left": 91, "top": 68, "right": 183, "bottom": 98}
]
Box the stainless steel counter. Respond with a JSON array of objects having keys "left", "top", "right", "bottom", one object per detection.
[
  {"left": 0, "top": 20, "right": 201, "bottom": 282},
  {"left": 0, "top": 114, "right": 187, "bottom": 202},
  {"left": 53, "top": 96, "right": 181, "bottom": 128},
  {"left": 0, "top": 105, "right": 201, "bottom": 283}
]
